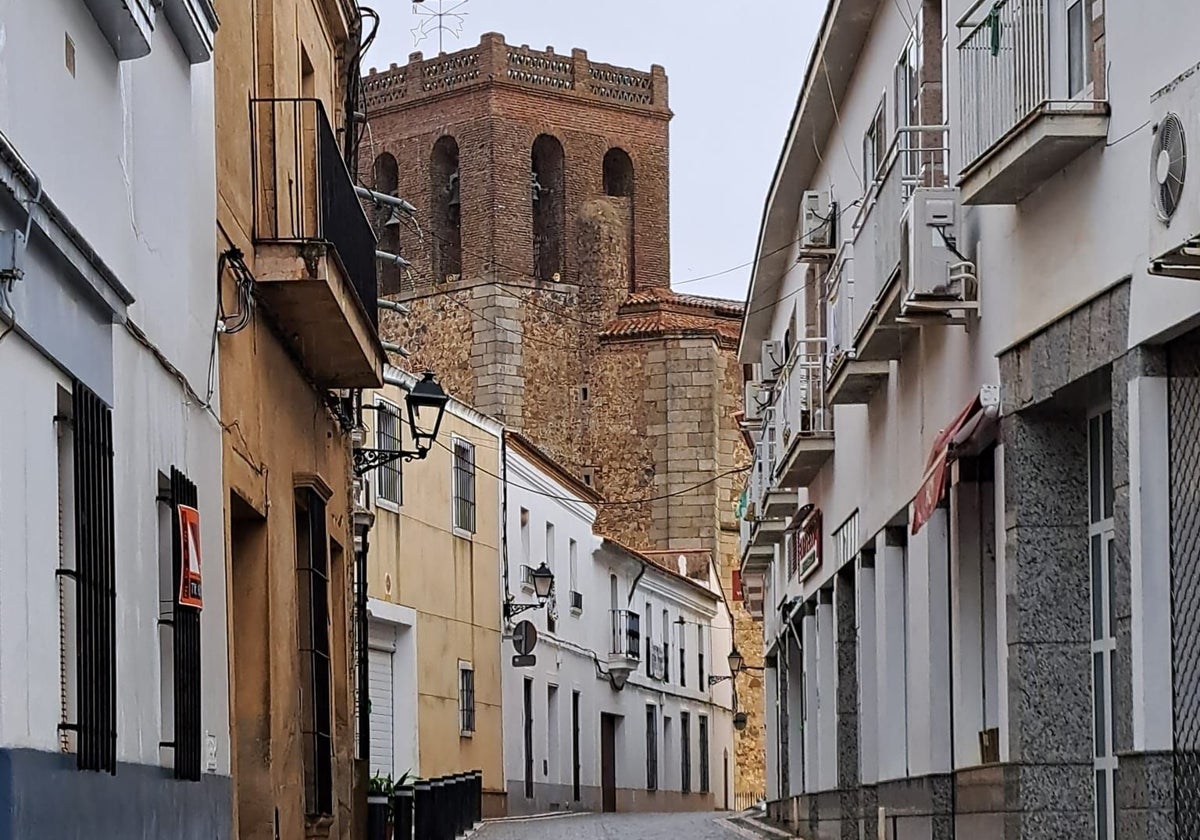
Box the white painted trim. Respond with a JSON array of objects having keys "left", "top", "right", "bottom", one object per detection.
[
  {"left": 1130, "top": 376, "right": 1173, "bottom": 752},
  {"left": 368, "top": 598, "right": 417, "bottom": 628}
]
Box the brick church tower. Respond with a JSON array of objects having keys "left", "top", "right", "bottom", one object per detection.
[{"left": 363, "top": 33, "right": 763, "bottom": 795}]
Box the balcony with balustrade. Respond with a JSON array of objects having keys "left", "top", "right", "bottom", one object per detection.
[
  {"left": 250, "top": 98, "right": 385, "bottom": 388},
  {"left": 956, "top": 0, "right": 1109, "bottom": 205},
  {"left": 827, "top": 126, "right": 964, "bottom": 404},
  {"left": 771, "top": 339, "right": 835, "bottom": 486}
]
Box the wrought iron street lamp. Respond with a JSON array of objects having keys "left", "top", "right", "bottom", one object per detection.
[
  {"left": 354, "top": 371, "right": 450, "bottom": 477},
  {"left": 708, "top": 645, "right": 762, "bottom": 687},
  {"left": 504, "top": 561, "right": 555, "bottom": 620}
]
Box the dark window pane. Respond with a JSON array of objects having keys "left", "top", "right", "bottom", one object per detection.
[
  {"left": 1093, "top": 652, "right": 1106, "bottom": 757},
  {"left": 1091, "top": 534, "right": 1103, "bottom": 641},
  {"left": 1102, "top": 410, "right": 1114, "bottom": 519}
]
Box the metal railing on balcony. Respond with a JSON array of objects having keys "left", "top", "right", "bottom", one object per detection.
[
  {"left": 773, "top": 338, "right": 833, "bottom": 453},
  {"left": 854, "top": 125, "right": 950, "bottom": 304},
  {"left": 250, "top": 98, "right": 379, "bottom": 326},
  {"left": 610, "top": 610, "right": 642, "bottom": 660},
  {"left": 957, "top": 0, "right": 1106, "bottom": 169}
]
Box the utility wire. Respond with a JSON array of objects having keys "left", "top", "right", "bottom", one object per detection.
[{"left": 432, "top": 434, "right": 749, "bottom": 507}]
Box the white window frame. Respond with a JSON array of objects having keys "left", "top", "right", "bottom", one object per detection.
[
  {"left": 862, "top": 97, "right": 887, "bottom": 187},
  {"left": 374, "top": 396, "right": 403, "bottom": 511},
  {"left": 1049, "top": 0, "right": 1093, "bottom": 101},
  {"left": 451, "top": 436, "right": 476, "bottom": 538},
  {"left": 1088, "top": 406, "right": 1116, "bottom": 840},
  {"left": 459, "top": 659, "right": 476, "bottom": 737}
]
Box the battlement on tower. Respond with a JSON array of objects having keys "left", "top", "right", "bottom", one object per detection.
[{"left": 363, "top": 32, "right": 669, "bottom": 115}]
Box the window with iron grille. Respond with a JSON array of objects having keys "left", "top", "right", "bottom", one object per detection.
[
  {"left": 157, "top": 468, "right": 203, "bottom": 780},
  {"left": 680, "top": 622, "right": 687, "bottom": 688},
  {"left": 58, "top": 381, "right": 117, "bottom": 774},
  {"left": 681, "top": 710, "right": 692, "bottom": 793},
  {"left": 452, "top": 438, "right": 476, "bottom": 534},
  {"left": 645, "top": 705, "right": 658, "bottom": 790},
  {"left": 375, "top": 398, "right": 403, "bottom": 506},
  {"left": 460, "top": 662, "right": 476, "bottom": 735},
  {"left": 699, "top": 714, "right": 711, "bottom": 793},
  {"left": 296, "top": 487, "right": 333, "bottom": 816}
]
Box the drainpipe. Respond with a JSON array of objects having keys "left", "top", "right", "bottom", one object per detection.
[
  {"left": 353, "top": 500, "right": 374, "bottom": 768},
  {"left": 500, "top": 434, "right": 511, "bottom": 620}
]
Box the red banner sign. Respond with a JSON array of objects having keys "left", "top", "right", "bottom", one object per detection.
[{"left": 177, "top": 504, "right": 203, "bottom": 609}]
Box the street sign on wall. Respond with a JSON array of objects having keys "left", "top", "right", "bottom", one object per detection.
[{"left": 512, "top": 620, "right": 538, "bottom": 656}]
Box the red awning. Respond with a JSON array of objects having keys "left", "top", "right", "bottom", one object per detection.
[{"left": 911, "top": 395, "right": 982, "bottom": 535}]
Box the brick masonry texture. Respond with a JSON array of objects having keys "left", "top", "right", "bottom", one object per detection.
[{"left": 366, "top": 34, "right": 765, "bottom": 796}]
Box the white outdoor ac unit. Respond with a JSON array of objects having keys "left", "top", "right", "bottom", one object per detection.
[
  {"left": 761, "top": 340, "right": 786, "bottom": 381},
  {"left": 900, "top": 187, "right": 975, "bottom": 302},
  {"left": 826, "top": 243, "right": 855, "bottom": 363},
  {"left": 744, "top": 381, "right": 770, "bottom": 421},
  {"left": 801, "top": 189, "right": 833, "bottom": 248},
  {"left": 1149, "top": 60, "right": 1200, "bottom": 279}
]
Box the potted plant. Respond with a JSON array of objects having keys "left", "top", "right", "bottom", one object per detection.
[{"left": 368, "top": 773, "right": 394, "bottom": 840}]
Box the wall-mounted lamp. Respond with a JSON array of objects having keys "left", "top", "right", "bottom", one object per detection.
[
  {"left": 708, "top": 645, "right": 762, "bottom": 687},
  {"left": 504, "top": 562, "right": 555, "bottom": 620},
  {"left": 354, "top": 371, "right": 450, "bottom": 477}
]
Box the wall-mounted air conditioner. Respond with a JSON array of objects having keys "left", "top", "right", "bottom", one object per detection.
[
  {"left": 826, "top": 243, "right": 855, "bottom": 365},
  {"left": 900, "top": 188, "right": 977, "bottom": 307},
  {"left": 801, "top": 190, "right": 833, "bottom": 249},
  {"left": 1149, "top": 60, "right": 1200, "bottom": 279},
  {"left": 744, "top": 381, "right": 771, "bottom": 421},
  {"left": 761, "top": 340, "right": 786, "bottom": 382}
]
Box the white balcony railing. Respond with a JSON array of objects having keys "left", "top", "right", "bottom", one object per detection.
[
  {"left": 855, "top": 126, "right": 951, "bottom": 297},
  {"left": 957, "top": 0, "right": 1106, "bottom": 169},
  {"left": 773, "top": 339, "right": 833, "bottom": 454}
]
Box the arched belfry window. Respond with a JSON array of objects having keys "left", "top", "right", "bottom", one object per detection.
[
  {"left": 432, "top": 136, "right": 462, "bottom": 282},
  {"left": 603, "top": 148, "right": 634, "bottom": 198},
  {"left": 603, "top": 147, "right": 636, "bottom": 287},
  {"left": 373, "top": 152, "right": 403, "bottom": 294},
  {"left": 532, "top": 135, "right": 565, "bottom": 281}
]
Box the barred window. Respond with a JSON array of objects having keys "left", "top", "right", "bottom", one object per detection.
[
  {"left": 296, "top": 487, "right": 333, "bottom": 816},
  {"left": 375, "top": 399, "right": 402, "bottom": 505},
  {"left": 459, "top": 662, "right": 476, "bottom": 735},
  {"left": 645, "top": 705, "right": 658, "bottom": 790},
  {"left": 452, "top": 439, "right": 476, "bottom": 534}
]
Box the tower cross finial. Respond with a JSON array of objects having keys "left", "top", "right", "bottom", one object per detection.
[{"left": 411, "top": 0, "right": 469, "bottom": 54}]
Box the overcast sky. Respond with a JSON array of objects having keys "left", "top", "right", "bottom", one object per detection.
[{"left": 366, "top": 1, "right": 824, "bottom": 301}]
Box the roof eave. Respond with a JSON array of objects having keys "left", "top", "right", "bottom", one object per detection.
[{"left": 738, "top": 0, "right": 881, "bottom": 364}]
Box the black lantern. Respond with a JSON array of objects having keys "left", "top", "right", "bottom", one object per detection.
[
  {"left": 727, "top": 646, "right": 745, "bottom": 675},
  {"left": 531, "top": 562, "right": 555, "bottom": 600},
  {"left": 406, "top": 371, "right": 449, "bottom": 456}
]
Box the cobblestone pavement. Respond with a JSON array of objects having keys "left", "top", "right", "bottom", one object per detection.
[{"left": 480, "top": 810, "right": 747, "bottom": 840}]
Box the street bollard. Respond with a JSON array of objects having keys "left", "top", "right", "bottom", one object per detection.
[
  {"left": 393, "top": 786, "right": 414, "bottom": 840},
  {"left": 454, "top": 773, "right": 467, "bottom": 836},
  {"left": 413, "top": 780, "right": 432, "bottom": 840},
  {"left": 431, "top": 777, "right": 447, "bottom": 840}
]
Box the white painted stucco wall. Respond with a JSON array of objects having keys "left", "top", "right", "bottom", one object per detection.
[
  {"left": 0, "top": 0, "right": 227, "bottom": 773},
  {"left": 501, "top": 447, "right": 736, "bottom": 811}
]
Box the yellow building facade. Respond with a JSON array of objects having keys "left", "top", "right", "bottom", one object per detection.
[
  {"left": 213, "top": 0, "right": 384, "bottom": 837},
  {"left": 363, "top": 369, "right": 507, "bottom": 816}
]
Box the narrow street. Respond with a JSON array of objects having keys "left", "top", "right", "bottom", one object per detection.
[{"left": 479, "top": 811, "right": 747, "bottom": 840}]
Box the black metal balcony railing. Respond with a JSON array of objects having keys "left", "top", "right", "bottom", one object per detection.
[
  {"left": 250, "top": 98, "right": 378, "bottom": 326},
  {"left": 610, "top": 610, "right": 641, "bottom": 660}
]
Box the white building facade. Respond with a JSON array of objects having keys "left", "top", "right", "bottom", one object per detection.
[
  {"left": 741, "top": 0, "right": 1200, "bottom": 838},
  {"left": 0, "top": 1, "right": 230, "bottom": 837},
  {"left": 501, "top": 433, "right": 738, "bottom": 815}
]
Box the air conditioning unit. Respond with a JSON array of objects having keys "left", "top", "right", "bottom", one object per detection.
[
  {"left": 1149, "top": 61, "right": 1200, "bottom": 279},
  {"left": 761, "top": 340, "right": 786, "bottom": 382},
  {"left": 744, "top": 381, "right": 771, "bottom": 421},
  {"left": 801, "top": 190, "right": 833, "bottom": 249},
  {"left": 826, "top": 243, "right": 855, "bottom": 365},
  {"left": 900, "top": 188, "right": 977, "bottom": 304}
]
